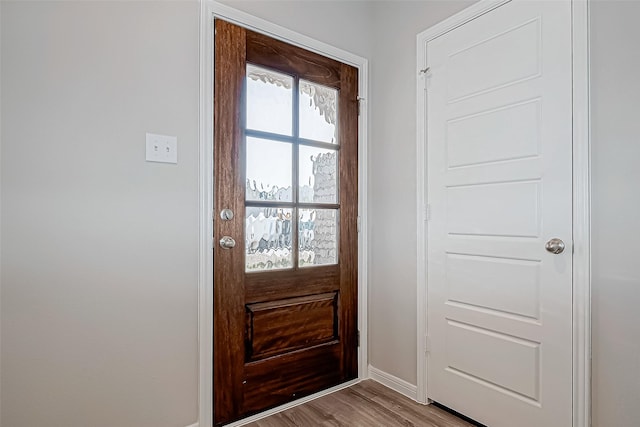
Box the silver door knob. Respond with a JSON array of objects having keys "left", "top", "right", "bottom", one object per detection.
[
  {"left": 220, "top": 209, "right": 234, "bottom": 221},
  {"left": 545, "top": 238, "right": 565, "bottom": 254},
  {"left": 219, "top": 236, "right": 236, "bottom": 249}
]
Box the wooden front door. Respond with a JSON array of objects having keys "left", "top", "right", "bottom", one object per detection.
[{"left": 213, "top": 20, "right": 359, "bottom": 426}]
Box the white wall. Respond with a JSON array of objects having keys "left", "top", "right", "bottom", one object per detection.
[
  {"left": 1, "top": 2, "right": 200, "bottom": 426},
  {"left": 367, "top": 0, "right": 473, "bottom": 386},
  {"left": 590, "top": 2, "right": 640, "bottom": 426}
]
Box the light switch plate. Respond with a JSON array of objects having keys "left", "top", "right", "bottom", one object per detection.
[{"left": 146, "top": 133, "right": 178, "bottom": 164}]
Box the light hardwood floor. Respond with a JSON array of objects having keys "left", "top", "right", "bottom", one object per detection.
[{"left": 244, "top": 380, "right": 476, "bottom": 427}]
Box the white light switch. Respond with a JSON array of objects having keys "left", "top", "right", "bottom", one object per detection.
[{"left": 146, "top": 133, "right": 177, "bottom": 164}]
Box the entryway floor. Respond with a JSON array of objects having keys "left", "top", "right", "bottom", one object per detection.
[{"left": 244, "top": 380, "right": 475, "bottom": 426}]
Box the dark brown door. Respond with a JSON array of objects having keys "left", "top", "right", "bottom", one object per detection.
[{"left": 213, "top": 19, "right": 359, "bottom": 425}]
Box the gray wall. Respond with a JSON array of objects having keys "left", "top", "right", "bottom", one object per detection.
[
  {"left": 590, "top": 2, "right": 640, "bottom": 426},
  {"left": 1, "top": 2, "right": 200, "bottom": 426},
  {"left": 368, "top": 0, "right": 473, "bottom": 384}
]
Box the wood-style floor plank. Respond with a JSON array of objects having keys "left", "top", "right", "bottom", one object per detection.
[{"left": 244, "top": 380, "right": 475, "bottom": 427}]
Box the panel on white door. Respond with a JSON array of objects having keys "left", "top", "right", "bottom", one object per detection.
[
  {"left": 446, "top": 253, "right": 540, "bottom": 319},
  {"left": 446, "top": 18, "right": 541, "bottom": 101},
  {"left": 446, "top": 99, "right": 540, "bottom": 168},
  {"left": 446, "top": 320, "right": 540, "bottom": 401},
  {"left": 426, "top": 2, "right": 572, "bottom": 427},
  {"left": 446, "top": 180, "right": 540, "bottom": 237}
]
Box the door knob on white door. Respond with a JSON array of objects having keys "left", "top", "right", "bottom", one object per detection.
[
  {"left": 545, "top": 238, "right": 565, "bottom": 254},
  {"left": 219, "top": 236, "right": 236, "bottom": 249}
]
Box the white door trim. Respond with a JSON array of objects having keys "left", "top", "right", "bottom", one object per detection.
[
  {"left": 198, "top": 2, "right": 369, "bottom": 426},
  {"left": 415, "top": 1, "right": 591, "bottom": 426},
  {"left": 571, "top": 2, "right": 592, "bottom": 426}
]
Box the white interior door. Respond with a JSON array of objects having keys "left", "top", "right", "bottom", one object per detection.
[{"left": 426, "top": 1, "right": 573, "bottom": 426}]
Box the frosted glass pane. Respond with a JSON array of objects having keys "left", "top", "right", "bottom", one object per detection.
[
  {"left": 246, "top": 137, "right": 292, "bottom": 202},
  {"left": 299, "top": 146, "right": 338, "bottom": 204},
  {"left": 246, "top": 65, "right": 293, "bottom": 136},
  {"left": 246, "top": 207, "right": 293, "bottom": 272},
  {"left": 299, "top": 80, "right": 338, "bottom": 144},
  {"left": 299, "top": 209, "right": 338, "bottom": 267}
]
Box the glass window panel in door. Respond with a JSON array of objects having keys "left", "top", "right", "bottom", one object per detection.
[
  {"left": 299, "top": 80, "right": 338, "bottom": 144},
  {"left": 246, "top": 207, "right": 293, "bottom": 272},
  {"left": 299, "top": 145, "right": 338, "bottom": 204},
  {"left": 246, "top": 64, "right": 293, "bottom": 136},
  {"left": 298, "top": 208, "right": 338, "bottom": 267},
  {"left": 246, "top": 137, "right": 292, "bottom": 202}
]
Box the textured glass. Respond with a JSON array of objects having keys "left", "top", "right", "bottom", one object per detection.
[
  {"left": 299, "top": 209, "right": 338, "bottom": 267},
  {"left": 246, "top": 137, "right": 292, "bottom": 202},
  {"left": 299, "top": 145, "right": 338, "bottom": 204},
  {"left": 246, "top": 207, "right": 294, "bottom": 272},
  {"left": 246, "top": 64, "right": 293, "bottom": 136},
  {"left": 299, "top": 80, "right": 338, "bottom": 144}
]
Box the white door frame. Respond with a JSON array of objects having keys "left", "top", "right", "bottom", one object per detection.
[
  {"left": 415, "top": 1, "right": 591, "bottom": 426},
  {"left": 198, "top": 2, "right": 369, "bottom": 426}
]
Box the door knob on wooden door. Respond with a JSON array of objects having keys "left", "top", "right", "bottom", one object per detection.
[
  {"left": 220, "top": 209, "right": 234, "bottom": 221},
  {"left": 545, "top": 238, "right": 565, "bottom": 254},
  {"left": 219, "top": 236, "right": 236, "bottom": 249}
]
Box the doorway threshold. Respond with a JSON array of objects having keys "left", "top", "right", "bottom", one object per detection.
[{"left": 224, "top": 379, "right": 361, "bottom": 427}]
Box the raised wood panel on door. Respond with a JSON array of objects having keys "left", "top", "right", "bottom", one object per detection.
[
  {"left": 214, "top": 19, "right": 359, "bottom": 426},
  {"left": 426, "top": 2, "right": 572, "bottom": 427},
  {"left": 245, "top": 292, "right": 339, "bottom": 361}
]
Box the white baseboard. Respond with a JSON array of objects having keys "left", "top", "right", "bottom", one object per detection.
[
  {"left": 185, "top": 423, "right": 199, "bottom": 427},
  {"left": 368, "top": 365, "right": 418, "bottom": 401}
]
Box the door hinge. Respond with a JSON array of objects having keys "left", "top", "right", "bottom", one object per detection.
[
  {"left": 419, "top": 67, "right": 431, "bottom": 91},
  {"left": 357, "top": 216, "right": 362, "bottom": 233},
  {"left": 357, "top": 97, "right": 365, "bottom": 116},
  {"left": 424, "top": 204, "right": 431, "bottom": 222},
  {"left": 357, "top": 330, "right": 361, "bottom": 347},
  {"left": 424, "top": 335, "right": 431, "bottom": 354}
]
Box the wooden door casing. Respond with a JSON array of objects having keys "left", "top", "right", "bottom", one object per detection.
[{"left": 213, "top": 20, "right": 359, "bottom": 426}]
